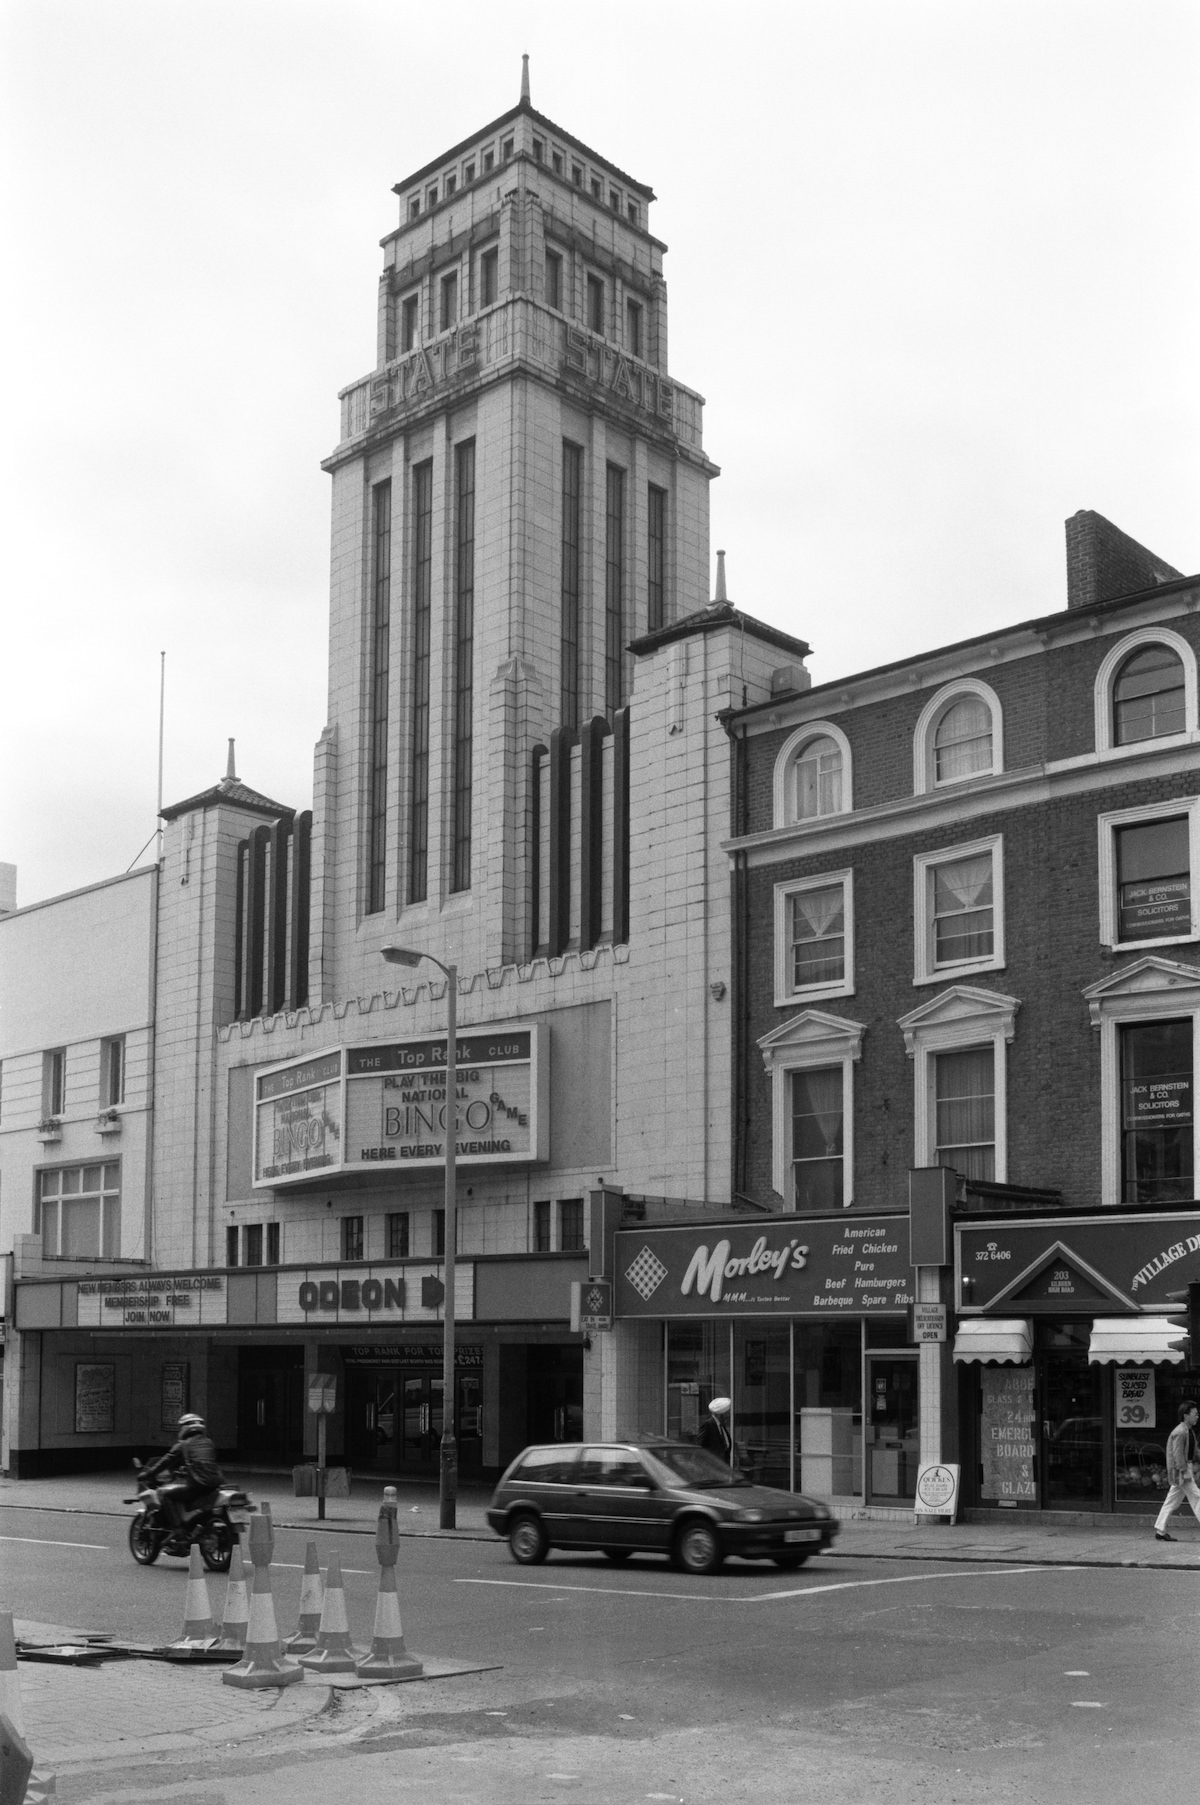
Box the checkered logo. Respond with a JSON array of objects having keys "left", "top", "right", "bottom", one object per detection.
[
  {"left": 625, "top": 1246, "right": 668, "bottom": 1300},
  {"left": 584, "top": 1283, "right": 609, "bottom": 1315}
]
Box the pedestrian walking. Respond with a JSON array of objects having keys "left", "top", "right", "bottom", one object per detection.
[
  {"left": 697, "top": 1396, "right": 734, "bottom": 1465},
  {"left": 1153, "top": 1399, "right": 1200, "bottom": 1542}
]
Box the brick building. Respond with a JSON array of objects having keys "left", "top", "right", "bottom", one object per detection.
[
  {"left": 666, "top": 509, "right": 1198, "bottom": 1519},
  {"left": 2, "top": 74, "right": 808, "bottom": 1479}
]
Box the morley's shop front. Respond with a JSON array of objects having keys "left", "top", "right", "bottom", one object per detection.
[
  {"left": 954, "top": 1211, "right": 1200, "bottom": 1516},
  {"left": 7, "top": 1252, "right": 586, "bottom": 1479},
  {"left": 614, "top": 1215, "right": 919, "bottom": 1505}
]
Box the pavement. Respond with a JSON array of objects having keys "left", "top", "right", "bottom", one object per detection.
[{"left": 3, "top": 1465, "right": 1199, "bottom": 1779}]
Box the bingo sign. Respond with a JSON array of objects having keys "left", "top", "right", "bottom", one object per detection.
[
  {"left": 255, "top": 1027, "right": 548, "bottom": 1188},
  {"left": 1115, "top": 1368, "right": 1157, "bottom": 1431}
]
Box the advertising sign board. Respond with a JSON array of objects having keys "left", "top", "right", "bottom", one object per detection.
[{"left": 956, "top": 1212, "right": 1200, "bottom": 1313}]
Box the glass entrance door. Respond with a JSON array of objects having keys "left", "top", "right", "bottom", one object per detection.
[
  {"left": 400, "top": 1371, "right": 444, "bottom": 1469},
  {"left": 864, "top": 1354, "right": 919, "bottom": 1504},
  {"left": 1041, "top": 1349, "right": 1105, "bottom": 1508},
  {"left": 346, "top": 1369, "right": 400, "bottom": 1473}
]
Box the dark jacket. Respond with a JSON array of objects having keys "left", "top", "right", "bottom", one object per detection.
[
  {"left": 152, "top": 1433, "right": 223, "bottom": 1491},
  {"left": 698, "top": 1414, "right": 733, "bottom": 1464}
]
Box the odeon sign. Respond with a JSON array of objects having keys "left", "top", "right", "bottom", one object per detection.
[{"left": 253, "top": 1024, "right": 548, "bottom": 1188}]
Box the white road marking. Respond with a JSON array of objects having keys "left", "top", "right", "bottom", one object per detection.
[
  {"left": 457, "top": 1564, "right": 1073, "bottom": 1604},
  {"left": 0, "top": 1534, "right": 110, "bottom": 1551},
  {"left": 271, "top": 1562, "right": 370, "bottom": 1575},
  {"left": 1071, "top": 1701, "right": 1105, "bottom": 1709}
]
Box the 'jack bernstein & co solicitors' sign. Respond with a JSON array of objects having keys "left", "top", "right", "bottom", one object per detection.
[
  {"left": 253, "top": 1026, "right": 548, "bottom": 1187},
  {"left": 614, "top": 1218, "right": 915, "bottom": 1319}
]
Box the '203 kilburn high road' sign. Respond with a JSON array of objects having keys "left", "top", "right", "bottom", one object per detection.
[{"left": 253, "top": 1025, "right": 549, "bottom": 1187}]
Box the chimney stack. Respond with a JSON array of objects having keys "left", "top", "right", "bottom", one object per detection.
[{"left": 1065, "top": 511, "right": 1182, "bottom": 610}]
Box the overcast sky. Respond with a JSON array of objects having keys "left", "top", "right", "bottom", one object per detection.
[{"left": 3, "top": 0, "right": 1197, "bottom": 908}]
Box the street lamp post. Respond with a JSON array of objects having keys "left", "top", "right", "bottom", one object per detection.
[{"left": 381, "top": 944, "right": 459, "bottom": 1529}]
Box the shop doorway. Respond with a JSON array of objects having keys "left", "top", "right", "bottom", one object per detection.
[
  {"left": 236, "top": 1347, "right": 305, "bottom": 1463},
  {"left": 864, "top": 1354, "right": 919, "bottom": 1504},
  {"left": 346, "top": 1362, "right": 484, "bottom": 1476},
  {"left": 1041, "top": 1350, "right": 1105, "bottom": 1508}
]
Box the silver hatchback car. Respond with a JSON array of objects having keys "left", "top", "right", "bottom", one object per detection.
[{"left": 486, "top": 1437, "right": 839, "bottom": 1575}]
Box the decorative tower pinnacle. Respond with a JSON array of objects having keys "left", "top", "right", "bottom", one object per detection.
[{"left": 520, "top": 53, "right": 530, "bottom": 105}]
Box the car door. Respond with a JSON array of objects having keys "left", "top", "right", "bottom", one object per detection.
[{"left": 568, "top": 1446, "right": 664, "bottom": 1550}]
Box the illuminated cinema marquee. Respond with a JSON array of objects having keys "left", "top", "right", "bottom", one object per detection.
[{"left": 253, "top": 1025, "right": 548, "bottom": 1188}]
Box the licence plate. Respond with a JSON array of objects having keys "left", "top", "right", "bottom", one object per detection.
[{"left": 783, "top": 1528, "right": 821, "bottom": 1544}]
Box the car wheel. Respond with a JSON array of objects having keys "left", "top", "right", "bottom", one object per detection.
[
  {"left": 128, "top": 1514, "right": 161, "bottom": 1565},
  {"left": 508, "top": 1513, "right": 549, "bottom": 1565},
  {"left": 771, "top": 1553, "right": 809, "bottom": 1570},
  {"left": 602, "top": 1548, "right": 634, "bottom": 1563},
  {"left": 673, "top": 1519, "right": 723, "bottom": 1575}
]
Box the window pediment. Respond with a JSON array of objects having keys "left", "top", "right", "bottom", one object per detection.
[
  {"left": 759, "top": 1008, "right": 865, "bottom": 1070},
  {"left": 898, "top": 985, "right": 1020, "bottom": 1055},
  {"left": 1084, "top": 955, "right": 1200, "bottom": 1025}
]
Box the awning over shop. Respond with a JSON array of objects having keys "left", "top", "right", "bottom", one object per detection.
[
  {"left": 1087, "top": 1317, "right": 1186, "bottom": 1366},
  {"left": 952, "top": 1319, "right": 1033, "bottom": 1364}
]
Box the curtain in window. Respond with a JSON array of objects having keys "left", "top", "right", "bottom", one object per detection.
[
  {"left": 794, "top": 738, "right": 842, "bottom": 819},
  {"left": 935, "top": 1048, "right": 995, "bottom": 1182},
  {"left": 934, "top": 697, "right": 991, "bottom": 781},
  {"left": 792, "top": 1067, "right": 844, "bottom": 1207},
  {"left": 933, "top": 854, "right": 993, "bottom": 962},
  {"left": 791, "top": 885, "right": 845, "bottom": 985}
]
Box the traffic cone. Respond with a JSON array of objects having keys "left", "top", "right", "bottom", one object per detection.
[
  {"left": 222, "top": 1504, "right": 303, "bottom": 1690},
  {"left": 285, "top": 1542, "right": 324, "bottom": 1655},
  {"left": 298, "top": 1550, "right": 362, "bottom": 1673},
  {"left": 355, "top": 1494, "right": 423, "bottom": 1681},
  {"left": 0, "top": 1608, "right": 57, "bottom": 1802},
  {"left": 213, "top": 1540, "right": 250, "bottom": 1653},
  {"left": 165, "top": 1545, "right": 217, "bottom": 1652}
]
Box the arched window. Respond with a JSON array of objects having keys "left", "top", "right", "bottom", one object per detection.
[
  {"left": 794, "top": 735, "right": 842, "bottom": 819},
  {"left": 933, "top": 696, "right": 992, "bottom": 783},
  {"left": 1112, "top": 644, "right": 1186, "bottom": 745},
  {"left": 913, "top": 680, "right": 1002, "bottom": 794},
  {"left": 1093, "top": 628, "right": 1197, "bottom": 754},
  {"left": 773, "top": 723, "right": 853, "bottom": 828}
]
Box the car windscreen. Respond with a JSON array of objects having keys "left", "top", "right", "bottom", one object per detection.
[{"left": 643, "top": 1445, "right": 752, "bottom": 1488}]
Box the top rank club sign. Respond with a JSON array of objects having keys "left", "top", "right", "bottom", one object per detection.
[{"left": 253, "top": 1025, "right": 548, "bottom": 1187}]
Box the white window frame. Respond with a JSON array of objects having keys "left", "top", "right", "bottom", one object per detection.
[
  {"left": 772, "top": 721, "right": 853, "bottom": 829},
  {"left": 913, "top": 834, "right": 1005, "bottom": 986},
  {"left": 37, "top": 1160, "right": 122, "bottom": 1258},
  {"left": 43, "top": 1047, "right": 66, "bottom": 1119},
  {"left": 1093, "top": 627, "right": 1197, "bottom": 755},
  {"left": 913, "top": 678, "right": 1003, "bottom": 794},
  {"left": 1097, "top": 795, "right": 1200, "bottom": 951},
  {"left": 1084, "top": 956, "right": 1200, "bottom": 1208},
  {"left": 100, "top": 1035, "right": 126, "bottom": 1109},
  {"left": 758, "top": 1009, "right": 865, "bottom": 1208},
  {"left": 773, "top": 869, "right": 854, "bottom": 1005},
  {"left": 899, "top": 986, "right": 1019, "bottom": 1182}
]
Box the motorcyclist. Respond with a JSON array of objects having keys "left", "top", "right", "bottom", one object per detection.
[{"left": 147, "top": 1413, "right": 224, "bottom": 1533}]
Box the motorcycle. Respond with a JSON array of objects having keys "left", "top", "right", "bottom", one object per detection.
[{"left": 125, "top": 1460, "right": 254, "bottom": 1573}]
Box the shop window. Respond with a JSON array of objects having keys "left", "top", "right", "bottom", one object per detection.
[
  {"left": 899, "top": 984, "right": 1019, "bottom": 1181},
  {"left": 772, "top": 723, "right": 852, "bottom": 827},
  {"left": 43, "top": 1047, "right": 66, "bottom": 1119},
  {"left": 38, "top": 1162, "right": 120, "bottom": 1258},
  {"left": 759, "top": 1009, "right": 865, "bottom": 1209},
  {"left": 478, "top": 247, "right": 499, "bottom": 309},
  {"left": 586, "top": 273, "right": 605, "bottom": 335},
  {"left": 1094, "top": 627, "right": 1197, "bottom": 753},
  {"left": 1120, "top": 1018, "right": 1194, "bottom": 1203},
  {"left": 559, "top": 1198, "right": 584, "bottom": 1251},
  {"left": 913, "top": 835, "right": 1004, "bottom": 984},
  {"left": 533, "top": 1199, "right": 552, "bottom": 1252},
  {"left": 934, "top": 1046, "right": 995, "bottom": 1183},
  {"left": 243, "top": 1223, "right": 263, "bottom": 1267},
  {"left": 266, "top": 1222, "right": 281, "bottom": 1265},
  {"left": 100, "top": 1035, "right": 125, "bottom": 1108},
  {"left": 1098, "top": 798, "right": 1198, "bottom": 949},
  {"left": 341, "top": 1215, "right": 364, "bottom": 1262},
  {"left": 774, "top": 870, "right": 854, "bottom": 1004},
  {"left": 386, "top": 1210, "right": 410, "bottom": 1258},
  {"left": 913, "top": 679, "right": 1001, "bottom": 794}
]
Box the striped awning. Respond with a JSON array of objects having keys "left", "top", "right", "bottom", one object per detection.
[
  {"left": 1087, "top": 1317, "right": 1186, "bottom": 1366},
  {"left": 952, "top": 1319, "right": 1033, "bottom": 1364}
]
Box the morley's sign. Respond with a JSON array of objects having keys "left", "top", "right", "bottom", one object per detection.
[
  {"left": 253, "top": 1026, "right": 548, "bottom": 1188},
  {"left": 956, "top": 1211, "right": 1200, "bottom": 1313},
  {"left": 614, "top": 1217, "right": 915, "bottom": 1319}
]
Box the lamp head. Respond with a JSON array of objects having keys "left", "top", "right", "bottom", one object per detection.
[{"left": 381, "top": 945, "right": 423, "bottom": 967}]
